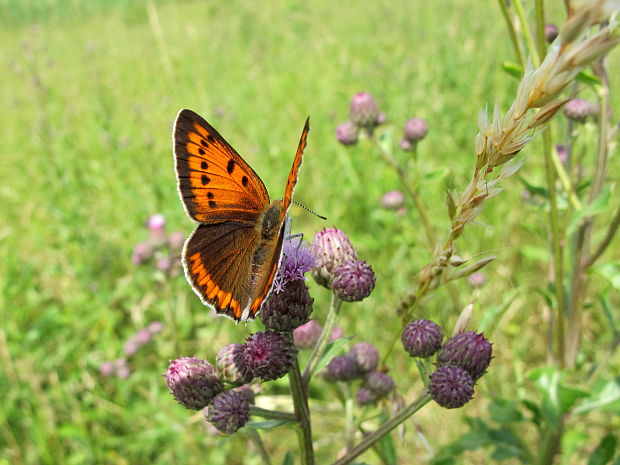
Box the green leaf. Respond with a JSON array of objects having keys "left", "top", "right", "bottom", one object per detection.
[
  {"left": 313, "top": 336, "right": 351, "bottom": 374},
  {"left": 575, "top": 377, "right": 620, "bottom": 415},
  {"left": 592, "top": 262, "right": 620, "bottom": 294},
  {"left": 562, "top": 429, "right": 589, "bottom": 465},
  {"left": 588, "top": 434, "right": 617, "bottom": 465},
  {"left": 422, "top": 168, "right": 449, "bottom": 182},
  {"left": 598, "top": 290, "right": 619, "bottom": 333},
  {"left": 520, "top": 245, "right": 549, "bottom": 263},
  {"left": 501, "top": 61, "right": 523, "bottom": 79},
  {"left": 576, "top": 69, "right": 602, "bottom": 86},
  {"left": 245, "top": 420, "right": 290, "bottom": 430},
  {"left": 377, "top": 432, "right": 397, "bottom": 465},
  {"left": 281, "top": 452, "right": 294, "bottom": 465},
  {"left": 567, "top": 188, "right": 611, "bottom": 236},
  {"left": 519, "top": 175, "right": 548, "bottom": 197},
  {"left": 489, "top": 398, "right": 524, "bottom": 424}
]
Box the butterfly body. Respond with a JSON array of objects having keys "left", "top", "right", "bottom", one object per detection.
[{"left": 173, "top": 109, "right": 309, "bottom": 321}]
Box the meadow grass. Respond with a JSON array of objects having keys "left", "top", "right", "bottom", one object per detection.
[{"left": 1, "top": 1, "right": 619, "bottom": 464}]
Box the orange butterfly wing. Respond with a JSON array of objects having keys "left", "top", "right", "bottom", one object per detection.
[{"left": 174, "top": 109, "right": 270, "bottom": 224}]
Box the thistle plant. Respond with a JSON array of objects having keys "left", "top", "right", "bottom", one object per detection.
[{"left": 164, "top": 2, "right": 620, "bottom": 464}]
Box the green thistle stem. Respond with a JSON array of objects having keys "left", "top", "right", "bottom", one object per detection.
[
  {"left": 330, "top": 393, "right": 432, "bottom": 465},
  {"left": 250, "top": 406, "right": 296, "bottom": 422},
  {"left": 288, "top": 355, "right": 314, "bottom": 465},
  {"left": 303, "top": 293, "right": 342, "bottom": 385}
]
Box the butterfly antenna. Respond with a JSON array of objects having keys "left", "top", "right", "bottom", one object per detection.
[{"left": 291, "top": 200, "right": 327, "bottom": 220}]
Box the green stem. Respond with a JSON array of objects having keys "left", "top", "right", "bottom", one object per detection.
[
  {"left": 289, "top": 355, "right": 315, "bottom": 465},
  {"left": 496, "top": 0, "right": 524, "bottom": 68},
  {"left": 343, "top": 383, "right": 355, "bottom": 451},
  {"left": 330, "top": 393, "right": 432, "bottom": 465},
  {"left": 514, "top": 0, "right": 540, "bottom": 66},
  {"left": 542, "top": 128, "right": 566, "bottom": 368},
  {"left": 303, "top": 293, "right": 342, "bottom": 385},
  {"left": 250, "top": 406, "right": 297, "bottom": 422}
]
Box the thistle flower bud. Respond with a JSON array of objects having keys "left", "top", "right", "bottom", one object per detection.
[
  {"left": 166, "top": 357, "right": 223, "bottom": 410},
  {"left": 348, "top": 342, "right": 379, "bottom": 373},
  {"left": 100, "top": 361, "right": 115, "bottom": 377},
  {"left": 429, "top": 365, "right": 474, "bottom": 408},
  {"left": 332, "top": 259, "right": 375, "bottom": 302},
  {"left": 205, "top": 389, "right": 251, "bottom": 435},
  {"left": 135, "top": 329, "right": 152, "bottom": 345},
  {"left": 216, "top": 343, "right": 253, "bottom": 386},
  {"left": 467, "top": 272, "right": 486, "bottom": 289},
  {"left": 156, "top": 257, "right": 172, "bottom": 272},
  {"left": 356, "top": 387, "right": 378, "bottom": 406},
  {"left": 403, "top": 118, "right": 429, "bottom": 142},
  {"left": 261, "top": 280, "right": 313, "bottom": 331},
  {"left": 311, "top": 228, "right": 358, "bottom": 287},
  {"left": 363, "top": 370, "right": 395, "bottom": 397},
  {"left": 336, "top": 121, "right": 359, "bottom": 146},
  {"left": 243, "top": 331, "right": 297, "bottom": 381},
  {"left": 349, "top": 92, "right": 380, "bottom": 129},
  {"left": 376, "top": 112, "right": 387, "bottom": 125},
  {"left": 325, "top": 355, "right": 361, "bottom": 381},
  {"left": 401, "top": 319, "right": 444, "bottom": 358},
  {"left": 563, "top": 98, "right": 597, "bottom": 123},
  {"left": 437, "top": 331, "right": 493, "bottom": 380},
  {"left": 381, "top": 190, "right": 405, "bottom": 210},
  {"left": 168, "top": 231, "right": 186, "bottom": 251},
  {"left": 147, "top": 321, "right": 164, "bottom": 334},
  {"left": 293, "top": 319, "right": 322, "bottom": 349},
  {"left": 132, "top": 242, "right": 153, "bottom": 265},
  {"left": 544, "top": 23, "right": 559, "bottom": 43},
  {"left": 399, "top": 137, "right": 413, "bottom": 151},
  {"left": 147, "top": 214, "right": 166, "bottom": 245}
]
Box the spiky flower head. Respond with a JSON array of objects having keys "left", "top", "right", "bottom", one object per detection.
[
  {"left": 356, "top": 387, "right": 378, "bottom": 406},
  {"left": 166, "top": 357, "right": 223, "bottom": 410},
  {"left": 261, "top": 279, "right": 313, "bottom": 331},
  {"left": 243, "top": 331, "right": 297, "bottom": 381},
  {"left": 349, "top": 92, "right": 380, "bottom": 129},
  {"left": 325, "top": 355, "right": 361, "bottom": 382},
  {"left": 216, "top": 343, "right": 253, "bottom": 386},
  {"left": 563, "top": 98, "right": 597, "bottom": 123},
  {"left": 293, "top": 319, "right": 323, "bottom": 349},
  {"left": 332, "top": 259, "right": 376, "bottom": 302},
  {"left": 401, "top": 319, "right": 444, "bottom": 358},
  {"left": 429, "top": 365, "right": 474, "bottom": 409},
  {"left": 348, "top": 342, "right": 379, "bottom": 373},
  {"left": 403, "top": 118, "right": 429, "bottom": 142},
  {"left": 311, "top": 228, "right": 358, "bottom": 288},
  {"left": 363, "top": 370, "right": 395, "bottom": 397},
  {"left": 336, "top": 121, "right": 359, "bottom": 146},
  {"left": 381, "top": 190, "right": 405, "bottom": 210},
  {"left": 544, "top": 23, "right": 559, "bottom": 43},
  {"left": 273, "top": 239, "right": 317, "bottom": 293},
  {"left": 205, "top": 389, "right": 251, "bottom": 435},
  {"left": 437, "top": 331, "right": 493, "bottom": 380}
]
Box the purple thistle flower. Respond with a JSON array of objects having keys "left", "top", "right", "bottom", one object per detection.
[
  {"left": 233, "top": 384, "right": 256, "bottom": 404},
  {"left": 243, "top": 331, "right": 297, "bottom": 381},
  {"left": 349, "top": 92, "right": 380, "bottom": 129},
  {"left": 381, "top": 190, "right": 405, "bottom": 210},
  {"left": 100, "top": 361, "right": 115, "bottom": 377},
  {"left": 356, "top": 387, "right": 378, "bottom": 406},
  {"left": 348, "top": 342, "right": 379, "bottom": 373},
  {"left": 166, "top": 357, "right": 223, "bottom": 410},
  {"left": 325, "top": 355, "right": 361, "bottom": 382},
  {"left": 437, "top": 332, "right": 493, "bottom": 381},
  {"left": 272, "top": 239, "right": 317, "bottom": 293},
  {"left": 544, "top": 23, "right": 559, "bottom": 43},
  {"left": 376, "top": 112, "right": 387, "bottom": 125},
  {"left": 132, "top": 242, "right": 153, "bottom": 265},
  {"left": 135, "top": 329, "right": 152, "bottom": 346},
  {"left": 293, "top": 319, "right": 323, "bottom": 349},
  {"left": 216, "top": 343, "right": 253, "bottom": 386},
  {"left": 563, "top": 98, "right": 597, "bottom": 123},
  {"left": 336, "top": 121, "right": 359, "bottom": 146},
  {"left": 261, "top": 279, "right": 313, "bottom": 331},
  {"left": 403, "top": 118, "right": 429, "bottom": 142},
  {"left": 156, "top": 257, "right": 173, "bottom": 273},
  {"left": 311, "top": 228, "right": 358, "bottom": 288},
  {"left": 429, "top": 365, "right": 474, "bottom": 409},
  {"left": 401, "top": 319, "right": 444, "bottom": 358},
  {"left": 147, "top": 321, "right": 164, "bottom": 334},
  {"left": 205, "top": 389, "right": 251, "bottom": 435},
  {"left": 363, "top": 370, "right": 395, "bottom": 397},
  {"left": 399, "top": 137, "right": 413, "bottom": 151},
  {"left": 332, "top": 259, "right": 376, "bottom": 302},
  {"left": 467, "top": 272, "right": 486, "bottom": 289},
  {"left": 124, "top": 338, "right": 140, "bottom": 357},
  {"left": 147, "top": 214, "right": 167, "bottom": 246},
  {"left": 330, "top": 326, "right": 344, "bottom": 341},
  {"left": 117, "top": 365, "right": 131, "bottom": 379}
]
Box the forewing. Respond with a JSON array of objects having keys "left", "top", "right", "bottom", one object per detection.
[
  {"left": 174, "top": 109, "right": 270, "bottom": 224},
  {"left": 279, "top": 117, "right": 309, "bottom": 222}
]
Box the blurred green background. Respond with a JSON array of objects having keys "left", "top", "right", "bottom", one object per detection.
[{"left": 1, "top": 0, "right": 619, "bottom": 464}]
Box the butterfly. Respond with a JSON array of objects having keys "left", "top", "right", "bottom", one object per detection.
[{"left": 173, "top": 109, "right": 309, "bottom": 321}]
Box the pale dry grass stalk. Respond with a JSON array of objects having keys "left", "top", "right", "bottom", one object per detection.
[{"left": 399, "top": 0, "right": 619, "bottom": 321}]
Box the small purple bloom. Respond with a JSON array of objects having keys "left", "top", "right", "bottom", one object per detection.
[
  {"left": 205, "top": 389, "right": 251, "bottom": 435},
  {"left": 147, "top": 321, "right": 164, "bottom": 334},
  {"left": 544, "top": 23, "right": 559, "bottom": 43},
  {"left": 325, "top": 355, "right": 361, "bottom": 382},
  {"left": 363, "top": 370, "right": 395, "bottom": 397},
  {"left": 132, "top": 242, "right": 153, "bottom": 265},
  {"left": 349, "top": 92, "right": 380, "bottom": 129},
  {"left": 135, "top": 329, "right": 152, "bottom": 346},
  {"left": 216, "top": 343, "right": 253, "bottom": 386},
  {"left": 272, "top": 239, "right": 317, "bottom": 293},
  {"left": 311, "top": 228, "right": 358, "bottom": 288},
  {"left": 563, "top": 98, "right": 597, "bottom": 123},
  {"left": 356, "top": 387, "right": 378, "bottom": 406},
  {"left": 293, "top": 319, "right": 323, "bottom": 349},
  {"left": 437, "top": 332, "right": 493, "bottom": 381},
  {"left": 399, "top": 137, "right": 413, "bottom": 151},
  {"left": 166, "top": 357, "right": 223, "bottom": 410},
  {"left": 332, "top": 259, "right": 376, "bottom": 302},
  {"left": 336, "top": 121, "right": 359, "bottom": 146},
  {"left": 147, "top": 214, "right": 165, "bottom": 231},
  {"left": 429, "top": 365, "right": 474, "bottom": 409},
  {"left": 156, "top": 257, "right": 172, "bottom": 272},
  {"left": 330, "top": 326, "right": 344, "bottom": 342},
  {"left": 467, "top": 272, "right": 486, "bottom": 289},
  {"left": 401, "top": 319, "right": 444, "bottom": 358},
  {"left": 117, "top": 365, "right": 131, "bottom": 379},
  {"left": 168, "top": 231, "right": 186, "bottom": 251},
  {"left": 100, "top": 361, "right": 115, "bottom": 377},
  {"left": 124, "top": 338, "right": 140, "bottom": 357},
  {"left": 555, "top": 144, "right": 568, "bottom": 164},
  {"left": 243, "top": 331, "right": 297, "bottom": 381},
  {"left": 348, "top": 342, "right": 379, "bottom": 373},
  {"left": 381, "top": 190, "right": 405, "bottom": 210},
  {"left": 403, "top": 118, "right": 429, "bottom": 142}
]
